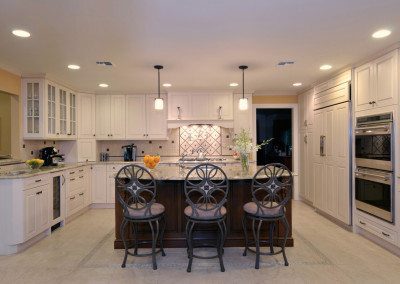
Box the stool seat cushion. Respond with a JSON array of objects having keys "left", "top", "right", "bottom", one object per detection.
[
  {"left": 125, "top": 202, "right": 165, "bottom": 219},
  {"left": 184, "top": 204, "right": 227, "bottom": 219},
  {"left": 243, "top": 202, "right": 283, "bottom": 218}
]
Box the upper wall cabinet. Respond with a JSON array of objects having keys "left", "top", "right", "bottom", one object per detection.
[
  {"left": 168, "top": 92, "right": 233, "bottom": 124},
  {"left": 95, "top": 95, "right": 126, "bottom": 140},
  {"left": 354, "top": 49, "right": 398, "bottom": 112},
  {"left": 22, "top": 77, "right": 78, "bottom": 140},
  {"left": 125, "top": 94, "right": 168, "bottom": 140},
  {"left": 78, "top": 93, "right": 96, "bottom": 139}
]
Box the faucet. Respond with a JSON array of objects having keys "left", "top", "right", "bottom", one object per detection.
[{"left": 192, "top": 146, "right": 207, "bottom": 160}]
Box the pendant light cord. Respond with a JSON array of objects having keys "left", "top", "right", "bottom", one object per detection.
[
  {"left": 158, "top": 68, "right": 160, "bottom": 99},
  {"left": 242, "top": 68, "right": 245, "bottom": 99}
]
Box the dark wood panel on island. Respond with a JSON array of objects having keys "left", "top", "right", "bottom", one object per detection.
[{"left": 114, "top": 178, "right": 293, "bottom": 248}]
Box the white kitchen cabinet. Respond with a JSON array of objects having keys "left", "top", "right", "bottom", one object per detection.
[
  {"left": 77, "top": 139, "right": 96, "bottom": 162},
  {"left": 233, "top": 93, "right": 252, "bottom": 135},
  {"left": 168, "top": 93, "right": 191, "bottom": 120},
  {"left": 146, "top": 94, "right": 168, "bottom": 139},
  {"left": 106, "top": 164, "right": 125, "bottom": 204},
  {"left": 66, "top": 166, "right": 90, "bottom": 217},
  {"left": 22, "top": 77, "right": 79, "bottom": 140},
  {"left": 299, "top": 130, "right": 314, "bottom": 204},
  {"left": 298, "top": 88, "right": 314, "bottom": 131},
  {"left": 95, "top": 95, "right": 126, "bottom": 139},
  {"left": 313, "top": 103, "right": 350, "bottom": 225},
  {"left": 91, "top": 164, "right": 107, "bottom": 203},
  {"left": 354, "top": 49, "right": 398, "bottom": 112},
  {"left": 78, "top": 93, "right": 96, "bottom": 139},
  {"left": 167, "top": 92, "right": 234, "bottom": 122},
  {"left": 125, "top": 95, "right": 147, "bottom": 139},
  {"left": 23, "top": 183, "right": 51, "bottom": 240}
]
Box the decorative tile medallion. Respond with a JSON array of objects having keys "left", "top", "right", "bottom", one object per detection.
[{"left": 179, "top": 125, "right": 222, "bottom": 156}]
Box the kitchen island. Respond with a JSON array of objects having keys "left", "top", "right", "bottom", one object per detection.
[{"left": 114, "top": 163, "right": 293, "bottom": 248}]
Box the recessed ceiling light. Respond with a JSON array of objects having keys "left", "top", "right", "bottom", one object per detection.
[
  {"left": 12, "top": 29, "right": 30, "bottom": 38},
  {"left": 320, "top": 64, "right": 332, "bottom": 70},
  {"left": 293, "top": 82, "right": 302, "bottom": 87},
  {"left": 372, "top": 29, "right": 391, "bottom": 39},
  {"left": 229, "top": 82, "right": 239, "bottom": 87},
  {"left": 98, "top": 83, "right": 109, "bottom": 88},
  {"left": 67, "top": 64, "right": 80, "bottom": 70},
  {"left": 163, "top": 83, "right": 172, "bottom": 87}
]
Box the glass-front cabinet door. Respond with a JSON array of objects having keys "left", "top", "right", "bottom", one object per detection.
[
  {"left": 59, "top": 88, "right": 67, "bottom": 136},
  {"left": 69, "top": 92, "right": 77, "bottom": 137},
  {"left": 47, "top": 83, "right": 56, "bottom": 136},
  {"left": 23, "top": 79, "right": 43, "bottom": 138}
]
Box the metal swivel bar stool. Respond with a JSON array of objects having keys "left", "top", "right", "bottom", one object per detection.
[
  {"left": 115, "top": 164, "right": 166, "bottom": 270},
  {"left": 242, "top": 163, "right": 293, "bottom": 269},
  {"left": 184, "top": 163, "right": 229, "bottom": 272}
]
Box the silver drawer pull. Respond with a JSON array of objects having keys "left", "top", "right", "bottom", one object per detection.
[
  {"left": 79, "top": 176, "right": 84, "bottom": 179},
  {"left": 70, "top": 196, "right": 75, "bottom": 200},
  {"left": 70, "top": 178, "right": 75, "bottom": 181},
  {"left": 359, "top": 221, "right": 366, "bottom": 225},
  {"left": 35, "top": 179, "right": 41, "bottom": 183},
  {"left": 36, "top": 191, "right": 42, "bottom": 195},
  {"left": 79, "top": 193, "right": 84, "bottom": 196},
  {"left": 382, "top": 232, "right": 390, "bottom": 237},
  {"left": 70, "top": 171, "right": 75, "bottom": 174}
]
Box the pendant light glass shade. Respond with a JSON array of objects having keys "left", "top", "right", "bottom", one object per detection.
[
  {"left": 238, "top": 65, "right": 248, "bottom": 110},
  {"left": 154, "top": 65, "right": 164, "bottom": 110},
  {"left": 154, "top": 98, "right": 164, "bottom": 110},
  {"left": 238, "top": 97, "right": 248, "bottom": 110}
]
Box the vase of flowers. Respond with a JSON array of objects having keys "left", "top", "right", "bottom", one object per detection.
[{"left": 232, "top": 129, "right": 272, "bottom": 173}]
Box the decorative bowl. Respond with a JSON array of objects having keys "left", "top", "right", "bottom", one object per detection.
[
  {"left": 25, "top": 158, "right": 44, "bottom": 169},
  {"left": 143, "top": 155, "right": 160, "bottom": 170}
]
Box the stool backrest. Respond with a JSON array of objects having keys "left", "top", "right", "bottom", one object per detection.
[
  {"left": 251, "top": 163, "right": 293, "bottom": 215},
  {"left": 115, "top": 164, "right": 157, "bottom": 217},
  {"left": 184, "top": 163, "right": 229, "bottom": 219}
]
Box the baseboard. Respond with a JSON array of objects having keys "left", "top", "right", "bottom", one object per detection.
[
  {"left": 314, "top": 208, "right": 352, "bottom": 232},
  {"left": 357, "top": 227, "right": 400, "bottom": 257},
  {"left": 0, "top": 228, "right": 50, "bottom": 255},
  {"left": 299, "top": 198, "right": 314, "bottom": 207},
  {"left": 65, "top": 206, "right": 90, "bottom": 224}
]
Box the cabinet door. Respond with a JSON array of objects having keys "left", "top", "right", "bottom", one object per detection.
[
  {"left": 91, "top": 165, "right": 107, "bottom": 203},
  {"left": 95, "top": 95, "right": 111, "bottom": 139},
  {"left": 233, "top": 93, "right": 252, "bottom": 135},
  {"left": 46, "top": 83, "right": 57, "bottom": 138},
  {"left": 126, "top": 95, "right": 146, "bottom": 139},
  {"left": 306, "top": 131, "right": 314, "bottom": 203},
  {"left": 58, "top": 88, "right": 68, "bottom": 137},
  {"left": 110, "top": 95, "right": 126, "bottom": 139},
  {"left": 298, "top": 92, "right": 307, "bottom": 130},
  {"left": 299, "top": 130, "right": 307, "bottom": 199},
  {"left": 375, "top": 50, "right": 398, "bottom": 107},
  {"left": 77, "top": 139, "right": 96, "bottom": 162},
  {"left": 24, "top": 188, "right": 37, "bottom": 239},
  {"left": 168, "top": 93, "right": 192, "bottom": 120},
  {"left": 68, "top": 92, "right": 77, "bottom": 138},
  {"left": 191, "top": 94, "right": 209, "bottom": 119},
  {"left": 23, "top": 79, "right": 43, "bottom": 138},
  {"left": 146, "top": 94, "right": 168, "bottom": 139},
  {"left": 208, "top": 93, "right": 233, "bottom": 120},
  {"left": 306, "top": 89, "right": 314, "bottom": 129},
  {"left": 107, "top": 176, "right": 116, "bottom": 204},
  {"left": 78, "top": 93, "right": 96, "bottom": 139},
  {"left": 36, "top": 185, "right": 50, "bottom": 232},
  {"left": 354, "top": 63, "right": 374, "bottom": 112},
  {"left": 313, "top": 109, "right": 325, "bottom": 210}
]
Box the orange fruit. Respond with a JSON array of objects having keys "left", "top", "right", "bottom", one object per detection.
[{"left": 154, "top": 156, "right": 160, "bottom": 163}]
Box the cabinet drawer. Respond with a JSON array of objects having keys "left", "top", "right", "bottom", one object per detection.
[
  {"left": 24, "top": 175, "right": 50, "bottom": 189},
  {"left": 68, "top": 167, "right": 87, "bottom": 178},
  {"left": 106, "top": 164, "right": 125, "bottom": 173},
  {"left": 66, "top": 191, "right": 85, "bottom": 217},
  {"left": 68, "top": 175, "right": 85, "bottom": 196},
  {"left": 356, "top": 215, "right": 397, "bottom": 245}
]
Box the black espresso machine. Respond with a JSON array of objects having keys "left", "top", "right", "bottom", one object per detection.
[
  {"left": 122, "top": 144, "right": 137, "bottom": 161},
  {"left": 39, "top": 147, "right": 65, "bottom": 166}
]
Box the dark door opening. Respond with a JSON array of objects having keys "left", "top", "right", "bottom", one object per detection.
[{"left": 256, "top": 108, "right": 292, "bottom": 170}]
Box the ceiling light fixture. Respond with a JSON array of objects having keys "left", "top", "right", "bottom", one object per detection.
[
  {"left": 293, "top": 82, "right": 302, "bottom": 87},
  {"left": 154, "top": 65, "right": 164, "bottom": 110},
  {"left": 12, "top": 29, "right": 30, "bottom": 38},
  {"left": 320, "top": 64, "right": 332, "bottom": 70},
  {"left": 229, "top": 82, "right": 239, "bottom": 87},
  {"left": 98, "top": 83, "right": 109, "bottom": 88},
  {"left": 372, "top": 29, "right": 391, "bottom": 39},
  {"left": 68, "top": 64, "right": 80, "bottom": 70},
  {"left": 163, "top": 83, "right": 172, "bottom": 87},
  {"left": 238, "top": 65, "right": 248, "bottom": 111}
]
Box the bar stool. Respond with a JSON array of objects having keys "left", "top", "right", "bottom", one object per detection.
[
  {"left": 184, "top": 163, "right": 229, "bottom": 272},
  {"left": 242, "top": 163, "right": 293, "bottom": 269},
  {"left": 115, "top": 164, "right": 166, "bottom": 270}
]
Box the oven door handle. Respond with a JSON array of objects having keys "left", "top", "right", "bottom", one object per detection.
[{"left": 355, "top": 124, "right": 391, "bottom": 135}]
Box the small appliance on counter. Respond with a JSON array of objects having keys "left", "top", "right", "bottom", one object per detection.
[
  {"left": 122, "top": 144, "right": 137, "bottom": 161},
  {"left": 100, "top": 152, "right": 110, "bottom": 162},
  {"left": 38, "top": 147, "right": 65, "bottom": 166}
]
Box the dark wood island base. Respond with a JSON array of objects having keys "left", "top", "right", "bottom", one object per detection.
[{"left": 114, "top": 179, "right": 293, "bottom": 249}]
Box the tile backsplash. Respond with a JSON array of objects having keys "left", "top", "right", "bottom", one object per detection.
[{"left": 180, "top": 125, "right": 222, "bottom": 156}]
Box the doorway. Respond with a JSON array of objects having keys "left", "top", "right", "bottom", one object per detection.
[{"left": 256, "top": 108, "right": 293, "bottom": 170}]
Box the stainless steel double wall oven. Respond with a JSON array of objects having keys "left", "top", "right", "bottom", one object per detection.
[{"left": 354, "top": 113, "right": 394, "bottom": 222}]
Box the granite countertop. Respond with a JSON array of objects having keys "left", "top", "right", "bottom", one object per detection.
[
  {"left": 0, "top": 163, "right": 90, "bottom": 179},
  {"left": 114, "top": 163, "right": 296, "bottom": 181}
]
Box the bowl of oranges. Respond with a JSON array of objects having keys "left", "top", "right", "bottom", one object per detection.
[
  {"left": 25, "top": 158, "right": 44, "bottom": 170},
  {"left": 143, "top": 155, "right": 161, "bottom": 170}
]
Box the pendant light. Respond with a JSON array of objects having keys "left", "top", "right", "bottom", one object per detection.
[
  {"left": 154, "top": 65, "right": 164, "bottom": 110},
  {"left": 238, "top": 65, "right": 248, "bottom": 110}
]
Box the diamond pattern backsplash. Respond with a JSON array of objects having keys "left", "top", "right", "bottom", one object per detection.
[{"left": 179, "top": 125, "right": 222, "bottom": 156}]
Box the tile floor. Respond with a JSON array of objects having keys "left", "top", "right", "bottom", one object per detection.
[{"left": 1, "top": 201, "right": 400, "bottom": 283}]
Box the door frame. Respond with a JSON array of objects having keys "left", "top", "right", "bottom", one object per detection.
[{"left": 252, "top": 103, "right": 299, "bottom": 200}]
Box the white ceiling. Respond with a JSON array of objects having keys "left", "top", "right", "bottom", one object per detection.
[{"left": 0, "top": 0, "right": 399, "bottom": 94}]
